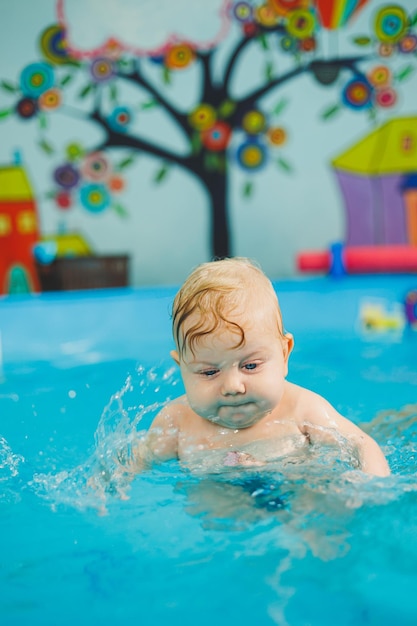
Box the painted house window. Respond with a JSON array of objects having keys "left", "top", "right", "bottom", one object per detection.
[
  {"left": 17, "top": 210, "right": 37, "bottom": 234},
  {"left": 401, "top": 133, "right": 414, "bottom": 153},
  {"left": 0, "top": 214, "right": 12, "bottom": 236}
]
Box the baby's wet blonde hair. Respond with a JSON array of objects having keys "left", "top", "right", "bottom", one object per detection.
[{"left": 172, "top": 257, "right": 285, "bottom": 358}]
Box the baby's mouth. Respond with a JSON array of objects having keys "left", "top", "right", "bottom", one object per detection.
[
  {"left": 221, "top": 404, "right": 249, "bottom": 413},
  {"left": 219, "top": 401, "right": 257, "bottom": 417}
]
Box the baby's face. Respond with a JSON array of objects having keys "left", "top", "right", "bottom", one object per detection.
[{"left": 173, "top": 310, "right": 293, "bottom": 430}]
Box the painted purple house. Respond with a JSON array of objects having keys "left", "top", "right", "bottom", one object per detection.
[{"left": 332, "top": 117, "right": 417, "bottom": 246}]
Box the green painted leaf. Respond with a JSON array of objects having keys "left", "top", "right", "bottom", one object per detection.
[
  {"left": 116, "top": 59, "right": 134, "bottom": 75},
  {"left": 367, "top": 107, "right": 378, "bottom": 126},
  {"left": 78, "top": 83, "right": 94, "bottom": 98},
  {"left": 154, "top": 164, "right": 169, "bottom": 183},
  {"left": 38, "top": 112, "right": 48, "bottom": 129},
  {"left": 257, "top": 34, "right": 269, "bottom": 50},
  {"left": 265, "top": 61, "right": 274, "bottom": 82},
  {"left": 38, "top": 139, "right": 54, "bottom": 155},
  {"left": 395, "top": 65, "right": 414, "bottom": 82},
  {"left": 272, "top": 99, "right": 288, "bottom": 116},
  {"left": 110, "top": 83, "right": 118, "bottom": 103},
  {"left": 60, "top": 73, "right": 73, "bottom": 87},
  {"left": 409, "top": 11, "right": 417, "bottom": 26},
  {"left": 191, "top": 131, "right": 202, "bottom": 154},
  {"left": 162, "top": 67, "right": 171, "bottom": 85},
  {"left": 321, "top": 103, "right": 341, "bottom": 120},
  {"left": 216, "top": 155, "right": 226, "bottom": 173},
  {"left": 118, "top": 58, "right": 132, "bottom": 68},
  {"left": 204, "top": 153, "right": 225, "bottom": 171},
  {"left": 112, "top": 203, "right": 129, "bottom": 217},
  {"left": 140, "top": 99, "right": 158, "bottom": 110},
  {"left": 243, "top": 181, "right": 253, "bottom": 198},
  {"left": 218, "top": 99, "right": 236, "bottom": 118},
  {"left": 0, "top": 108, "right": 12, "bottom": 119},
  {"left": 210, "top": 153, "right": 226, "bottom": 172},
  {"left": 1, "top": 80, "right": 18, "bottom": 93},
  {"left": 204, "top": 153, "right": 215, "bottom": 170},
  {"left": 116, "top": 155, "right": 136, "bottom": 170},
  {"left": 352, "top": 35, "right": 372, "bottom": 46},
  {"left": 276, "top": 157, "right": 292, "bottom": 173}
]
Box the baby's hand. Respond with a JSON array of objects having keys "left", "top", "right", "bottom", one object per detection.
[{"left": 223, "top": 450, "right": 265, "bottom": 467}]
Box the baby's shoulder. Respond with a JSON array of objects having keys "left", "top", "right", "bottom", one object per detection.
[
  {"left": 154, "top": 394, "right": 192, "bottom": 425},
  {"left": 284, "top": 381, "right": 331, "bottom": 421}
]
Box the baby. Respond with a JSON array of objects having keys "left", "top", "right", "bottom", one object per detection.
[{"left": 134, "top": 257, "right": 390, "bottom": 477}]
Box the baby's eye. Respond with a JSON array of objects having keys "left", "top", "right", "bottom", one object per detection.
[
  {"left": 243, "top": 362, "right": 258, "bottom": 371},
  {"left": 201, "top": 369, "right": 219, "bottom": 377}
]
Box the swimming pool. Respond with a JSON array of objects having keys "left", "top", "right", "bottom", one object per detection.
[{"left": 1, "top": 275, "right": 417, "bottom": 625}]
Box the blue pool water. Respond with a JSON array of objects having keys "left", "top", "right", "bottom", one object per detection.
[{"left": 1, "top": 276, "right": 417, "bottom": 625}]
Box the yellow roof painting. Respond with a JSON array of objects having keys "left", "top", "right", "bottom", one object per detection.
[
  {"left": 0, "top": 165, "right": 34, "bottom": 200},
  {"left": 332, "top": 117, "right": 417, "bottom": 175}
]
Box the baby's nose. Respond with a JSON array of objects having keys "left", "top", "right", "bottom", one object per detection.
[{"left": 221, "top": 369, "right": 246, "bottom": 395}]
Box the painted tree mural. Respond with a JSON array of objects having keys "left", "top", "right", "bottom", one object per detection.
[{"left": 1, "top": 0, "right": 417, "bottom": 257}]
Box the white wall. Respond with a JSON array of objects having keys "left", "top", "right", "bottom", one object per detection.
[{"left": 1, "top": 0, "right": 417, "bottom": 286}]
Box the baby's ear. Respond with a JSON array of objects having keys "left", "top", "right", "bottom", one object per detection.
[
  {"left": 170, "top": 349, "right": 180, "bottom": 365},
  {"left": 282, "top": 333, "right": 294, "bottom": 378},
  {"left": 283, "top": 333, "right": 294, "bottom": 360}
]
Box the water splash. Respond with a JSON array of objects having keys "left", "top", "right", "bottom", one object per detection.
[
  {"left": 0, "top": 434, "right": 24, "bottom": 481},
  {"left": 0, "top": 435, "right": 25, "bottom": 504},
  {"left": 29, "top": 363, "right": 179, "bottom": 511},
  {"left": 361, "top": 402, "right": 417, "bottom": 475}
]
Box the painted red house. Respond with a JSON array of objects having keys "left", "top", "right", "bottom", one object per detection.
[{"left": 0, "top": 162, "right": 41, "bottom": 294}]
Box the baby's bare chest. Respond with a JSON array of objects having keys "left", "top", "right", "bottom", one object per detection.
[{"left": 177, "top": 421, "right": 307, "bottom": 470}]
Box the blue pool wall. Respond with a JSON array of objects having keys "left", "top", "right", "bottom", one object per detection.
[{"left": 1, "top": 275, "right": 416, "bottom": 373}]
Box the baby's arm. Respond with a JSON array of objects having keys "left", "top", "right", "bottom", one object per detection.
[
  {"left": 131, "top": 400, "right": 181, "bottom": 470},
  {"left": 295, "top": 390, "right": 390, "bottom": 477}
]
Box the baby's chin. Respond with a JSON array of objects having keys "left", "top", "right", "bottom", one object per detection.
[
  {"left": 202, "top": 409, "right": 269, "bottom": 430},
  {"left": 190, "top": 398, "right": 274, "bottom": 429}
]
